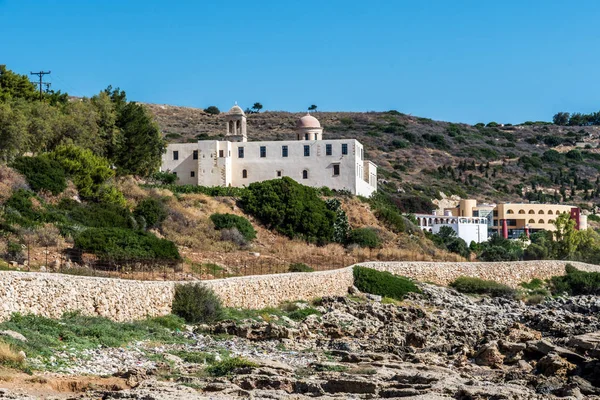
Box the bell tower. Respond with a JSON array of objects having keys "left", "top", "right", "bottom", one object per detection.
[{"left": 225, "top": 103, "right": 247, "bottom": 142}]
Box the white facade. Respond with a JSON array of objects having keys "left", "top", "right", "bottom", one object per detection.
[
  {"left": 415, "top": 214, "right": 488, "bottom": 244},
  {"left": 160, "top": 105, "right": 377, "bottom": 197}
]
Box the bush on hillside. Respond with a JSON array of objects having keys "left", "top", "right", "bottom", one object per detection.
[
  {"left": 11, "top": 156, "right": 67, "bottom": 195},
  {"left": 74, "top": 227, "right": 181, "bottom": 261},
  {"left": 353, "top": 266, "right": 421, "bottom": 300},
  {"left": 204, "top": 106, "right": 220, "bottom": 115},
  {"left": 210, "top": 213, "right": 256, "bottom": 241},
  {"left": 172, "top": 283, "right": 223, "bottom": 324},
  {"left": 58, "top": 199, "right": 134, "bottom": 229},
  {"left": 449, "top": 276, "right": 516, "bottom": 298},
  {"left": 134, "top": 198, "right": 167, "bottom": 229},
  {"left": 149, "top": 171, "right": 177, "bottom": 185},
  {"left": 47, "top": 145, "right": 120, "bottom": 203},
  {"left": 549, "top": 264, "right": 600, "bottom": 296},
  {"left": 206, "top": 357, "right": 257, "bottom": 376},
  {"left": 3, "top": 189, "right": 46, "bottom": 227},
  {"left": 240, "top": 177, "right": 335, "bottom": 244},
  {"left": 347, "top": 228, "right": 381, "bottom": 248},
  {"left": 288, "top": 263, "right": 314, "bottom": 273}
]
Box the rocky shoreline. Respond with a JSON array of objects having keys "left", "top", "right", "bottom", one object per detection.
[{"left": 2, "top": 283, "right": 600, "bottom": 399}]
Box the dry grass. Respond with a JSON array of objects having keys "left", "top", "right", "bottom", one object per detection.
[
  {"left": 0, "top": 342, "right": 25, "bottom": 367},
  {"left": 0, "top": 164, "right": 27, "bottom": 204}
]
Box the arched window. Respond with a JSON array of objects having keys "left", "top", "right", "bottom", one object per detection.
[
  {"left": 518, "top": 210, "right": 525, "bottom": 214},
  {"left": 236, "top": 120, "right": 241, "bottom": 133},
  {"left": 538, "top": 210, "right": 544, "bottom": 214},
  {"left": 528, "top": 219, "right": 535, "bottom": 224},
  {"left": 548, "top": 219, "right": 555, "bottom": 224},
  {"left": 242, "top": 169, "right": 247, "bottom": 179},
  {"left": 228, "top": 121, "right": 234, "bottom": 133},
  {"left": 528, "top": 209, "right": 535, "bottom": 214},
  {"left": 506, "top": 209, "right": 514, "bottom": 214},
  {"left": 548, "top": 210, "right": 554, "bottom": 215},
  {"left": 538, "top": 219, "right": 544, "bottom": 224},
  {"left": 302, "top": 170, "right": 308, "bottom": 179}
]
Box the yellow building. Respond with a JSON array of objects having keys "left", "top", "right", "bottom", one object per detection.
[{"left": 446, "top": 199, "right": 586, "bottom": 240}]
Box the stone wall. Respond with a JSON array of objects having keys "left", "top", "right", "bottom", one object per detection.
[
  {"left": 359, "top": 260, "right": 600, "bottom": 288},
  {"left": 0, "top": 261, "right": 599, "bottom": 322},
  {"left": 0, "top": 272, "right": 174, "bottom": 322}
]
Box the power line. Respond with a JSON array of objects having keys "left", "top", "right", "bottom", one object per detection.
[{"left": 30, "top": 70, "right": 51, "bottom": 101}]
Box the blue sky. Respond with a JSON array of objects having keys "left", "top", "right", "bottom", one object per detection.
[{"left": 1, "top": 0, "right": 599, "bottom": 124}]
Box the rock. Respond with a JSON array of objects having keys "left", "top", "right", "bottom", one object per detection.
[
  {"left": 9, "top": 261, "right": 17, "bottom": 267},
  {"left": 517, "top": 359, "right": 533, "bottom": 373},
  {"left": 321, "top": 377, "right": 378, "bottom": 394},
  {"left": 113, "top": 367, "right": 148, "bottom": 388},
  {"left": 571, "top": 375, "right": 600, "bottom": 396},
  {"left": 17, "top": 351, "right": 26, "bottom": 360},
  {"left": 537, "top": 352, "right": 576, "bottom": 377},
  {"left": 365, "top": 293, "right": 382, "bottom": 302},
  {"left": 474, "top": 342, "right": 504, "bottom": 368},
  {"left": 406, "top": 331, "right": 427, "bottom": 348},
  {"left": 568, "top": 331, "right": 600, "bottom": 358},
  {"left": 348, "top": 285, "right": 361, "bottom": 295},
  {"left": 163, "top": 354, "right": 184, "bottom": 364},
  {"left": 39, "top": 266, "right": 46, "bottom": 272},
  {"left": 0, "top": 330, "right": 27, "bottom": 342},
  {"left": 526, "top": 339, "right": 587, "bottom": 363}
]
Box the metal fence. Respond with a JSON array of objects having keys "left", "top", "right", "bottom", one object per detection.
[{"left": 3, "top": 245, "right": 383, "bottom": 281}]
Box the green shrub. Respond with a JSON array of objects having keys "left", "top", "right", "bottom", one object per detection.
[
  {"left": 347, "top": 228, "right": 381, "bottom": 248},
  {"left": 204, "top": 106, "right": 220, "bottom": 115},
  {"left": 206, "top": 357, "right": 257, "bottom": 376},
  {"left": 59, "top": 200, "right": 134, "bottom": 229},
  {"left": 353, "top": 266, "right": 421, "bottom": 300},
  {"left": 449, "top": 276, "right": 516, "bottom": 298},
  {"left": 210, "top": 213, "right": 256, "bottom": 241},
  {"left": 149, "top": 171, "right": 178, "bottom": 185},
  {"left": 287, "top": 307, "right": 321, "bottom": 321},
  {"left": 3, "top": 189, "right": 47, "bottom": 227},
  {"left": 74, "top": 227, "right": 181, "bottom": 261},
  {"left": 11, "top": 156, "right": 67, "bottom": 195},
  {"left": 47, "top": 144, "right": 116, "bottom": 202},
  {"left": 520, "top": 278, "right": 545, "bottom": 290},
  {"left": 134, "top": 198, "right": 167, "bottom": 229},
  {"left": 240, "top": 177, "right": 335, "bottom": 244},
  {"left": 172, "top": 283, "right": 224, "bottom": 324},
  {"left": 288, "top": 263, "right": 314, "bottom": 273},
  {"left": 549, "top": 264, "right": 600, "bottom": 296}
]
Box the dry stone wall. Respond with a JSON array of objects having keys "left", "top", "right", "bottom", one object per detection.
[
  {"left": 359, "top": 260, "right": 600, "bottom": 288},
  {"left": 0, "top": 261, "right": 599, "bottom": 322}
]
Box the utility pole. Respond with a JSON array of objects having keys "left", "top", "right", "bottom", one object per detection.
[{"left": 30, "top": 70, "right": 51, "bottom": 101}]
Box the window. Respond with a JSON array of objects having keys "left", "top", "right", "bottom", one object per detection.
[
  {"left": 193, "top": 150, "right": 198, "bottom": 160},
  {"left": 238, "top": 147, "right": 244, "bottom": 158},
  {"left": 341, "top": 143, "right": 348, "bottom": 155},
  {"left": 333, "top": 164, "right": 340, "bottom": 176},
  {"left": 326, "top": 144, "right": 332, "bottom": 156},
  {"left": 172, "top": 172, "right": 177, "bottom": 176},
  {"left": 506, "top": 209, "right": 514, "bottom": 214},
  {"left": 173, "top": 150, "right": 179, "bottom": 160},
  {"left": 277, "top": 170, "right": 282, "bottom": 177},
  {"left": 242, "top": 169, "right": 247, "bottom": 179},
  {"left": 360, "top": 148, "right": 363, "bottom": 160},
  {"left": 282, "top": 145, "right": 288, "bottom": 157},
  {"left": 260, "top": 146, "right": 266, "bottom": 158},
  {"left": 304, "top": 145, "right": 310, "bottom": 156},
  {"left": 302, "top": 170, "right": 308, "bottom": 179},
  {"left": 305, "top": 133, "right": 309, "bottom": 140},
  {"left": 219, "top": 150, "right": 224, "bottom": 158},
  {"left": 190, "top": 171, "right": 195, "bottom": 177}
]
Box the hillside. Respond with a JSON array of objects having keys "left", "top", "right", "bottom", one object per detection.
[{"left": 146, "top": 103, "right": 600, "bottom": 211}]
